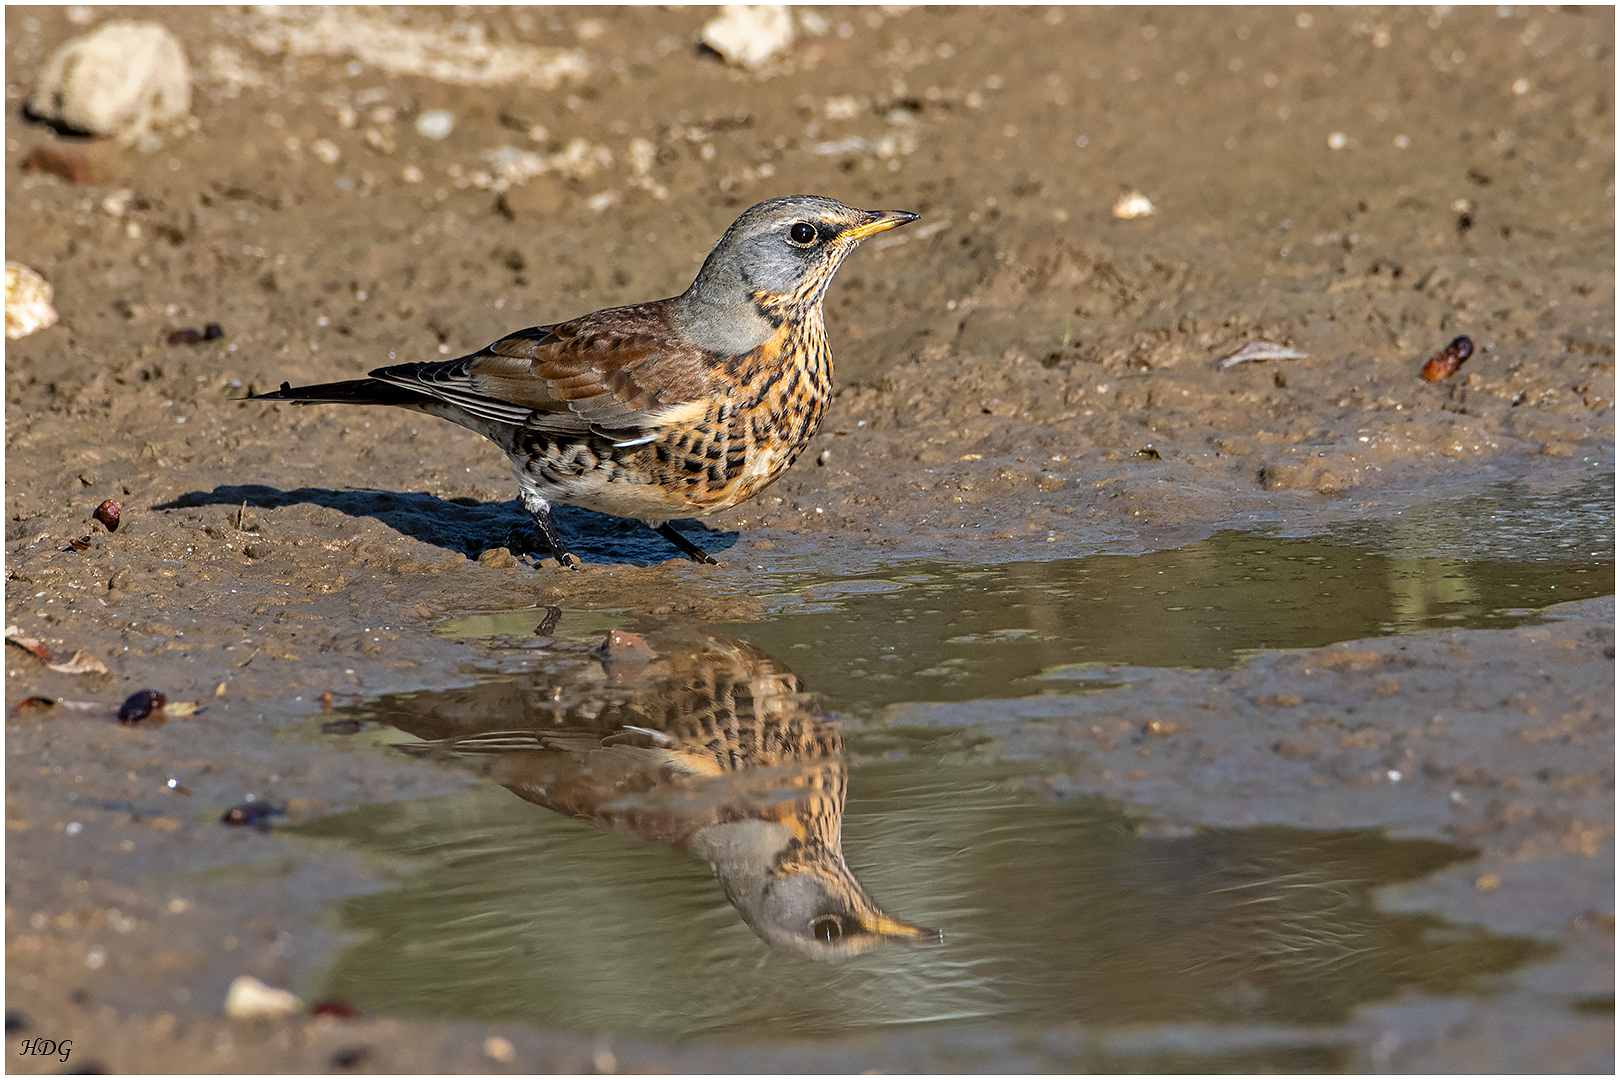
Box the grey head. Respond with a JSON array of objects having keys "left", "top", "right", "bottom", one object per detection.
[
  {"left": 691, "top": 818, "right": 941, "bottom": 961},
  {"left": 671, "top": 195, "right": 918, "bottom": 355}
]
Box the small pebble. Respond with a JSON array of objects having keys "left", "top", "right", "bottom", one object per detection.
[
  {"left": 117, "top": 690, "right": 166, "bottom": 724},
  {"left": 1112, "top": 191, "right": 1154, "bottom": 219},
  {"left": 93, "top": 500, "right": 122, "bottom": 532},
  {"left": 1421, "top": 335, "right": 1474, "bottom": 381},
  {"left": 223, "top": 975, "right": 301, "bottom": 1019},
  {"left": 5, "top": 263, "right": 59, "bottom": 340},
  {"left": 702, "top": 5, "right": 795, "bottom": 70},
  {"left": 64, "top": 534, "right": 93, "bottom": 552},
  {"left": 415, "top": 109, "right": 455, "bottom": 140}
]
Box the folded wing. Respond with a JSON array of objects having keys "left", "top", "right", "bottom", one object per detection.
[{"left": 368, "top": 304, "right": 717, "bottom": 442}]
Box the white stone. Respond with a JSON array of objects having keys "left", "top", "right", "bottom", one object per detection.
[
  {"left": 222, "top": 975, "right": 302, "bottom": 1019},
  {"left": 415, "top": 109, "right": 455, "bottom": 140},
  {"left": 1111, "top": 191, "right": 1155, "bottom": 220},
  {"left": 702, "top": 5, "right": 794, "bottom": 71},
  {"left": 5, "top": 264, "right": 59, "bottom": 340},
  {"left": 29, "top": 21, "right": 191, "bottom": 142}
]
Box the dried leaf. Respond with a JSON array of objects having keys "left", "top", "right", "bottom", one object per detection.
[
  {"left": 45, "top": 650, "right": 108, "bottom": 675},
  {"left": 1215, "top": 341, "right": 1309, "bottom": 371},
  {"left": 5, "top": 629, "right": 52, "bottom": 661}
]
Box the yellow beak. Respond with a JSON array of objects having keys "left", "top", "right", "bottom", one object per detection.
[
  {"left": 865, "top": 912, "right": 944, "bottom": 942},
  {"left": 843, "top": 209, "right": 921, "bottom": 242}
]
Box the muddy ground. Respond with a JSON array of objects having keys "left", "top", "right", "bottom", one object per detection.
[{"left": 4, "top": 5, "right": 1614, "bottom": 1073}]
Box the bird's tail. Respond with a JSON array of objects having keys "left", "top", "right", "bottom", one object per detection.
[{"left": 242, "top": 378, "right": 429, "bottom": 407}]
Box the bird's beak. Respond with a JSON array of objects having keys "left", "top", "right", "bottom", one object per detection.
[
  {"left": 844, "top": 209, "right": 920, "bottom": 242},
  {"left": 864, "top": 913, "right": 944, "bottom": 944}
]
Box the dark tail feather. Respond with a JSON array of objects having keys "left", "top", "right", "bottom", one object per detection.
[{"left": 241, "top": 378, "right": 428, "bottom": 407}]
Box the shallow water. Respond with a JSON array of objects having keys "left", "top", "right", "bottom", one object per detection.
[
  {"left": 295, "top": 761, "right": 1538, "bottom": 1043},
  {"left": 291, "top": 477, "right": 1610, "bottom": 1058},
  {"left": 440, "top": 474, "right": 1614, "bottom": 718}
]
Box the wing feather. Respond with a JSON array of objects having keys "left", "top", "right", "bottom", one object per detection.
[{"left": 366, "top": 303, "right": 718, "bottom": 438}]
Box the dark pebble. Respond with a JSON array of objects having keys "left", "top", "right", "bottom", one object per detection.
[{"left": 117, "top": 690, "right": 167, "bottom": 724}]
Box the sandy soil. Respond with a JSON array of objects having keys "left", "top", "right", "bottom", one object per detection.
[{"left": 5, "top": 6, "right": 1613, "bottom": 1072}]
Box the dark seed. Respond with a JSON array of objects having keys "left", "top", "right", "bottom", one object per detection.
[
  {"left": 1421, "top": 335, "right": 1475, "bottom": 382},
  {"left": 93, "top": 500, "right": 122, "bottom": 532},
  {"left": 166, "top": 328, "right": 204, "bottom": 346},
  {"left": 330, "top": 1046, "right": 373, "bottom": 1070},
  {"left": 20, "top": 145, "right": 94, "bottom": 184},
  {"left": 12, "top": 696, "right": 56, "bottom": 717},
  {"left": 203, "top": 322, "right": 224, "bottom": 340},
  {"left": 220, "top": 803, "right": 279, "bottom": 828},
  {"left": 117, "top": 690, "right": 167, "bottom": 724}
]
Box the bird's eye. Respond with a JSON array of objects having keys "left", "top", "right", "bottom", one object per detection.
[
  {"left": 811, "top": 916, "right": 844, "bottom": 942},
  {"left": 789, "top": 222, "right": 818, "bottom": 245}
]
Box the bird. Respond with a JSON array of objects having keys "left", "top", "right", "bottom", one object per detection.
[
  {"left": 246, "top": 195, "right": 918, "bottom": 565},
  {"left": 386, "top": 626, "right": 941, "bottom": 959}
]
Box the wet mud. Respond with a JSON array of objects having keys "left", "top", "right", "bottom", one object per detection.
[{"left": 5, "top": 6, "right": 1614, "bottom": 1073}]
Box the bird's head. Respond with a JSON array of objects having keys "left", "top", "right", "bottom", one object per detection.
[
  {"left": 745, "top": 863, "right": 942, "bottom": 960},
  {"left": 695, "top": 818, "right": 940, "bottom": 960},
  {"left": 680, "top": 196, "right": 917, "bottom": 345}
]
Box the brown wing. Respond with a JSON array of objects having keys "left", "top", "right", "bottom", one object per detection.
[{"left": 367, "top": 302, "right": 718, "bottom": 440}]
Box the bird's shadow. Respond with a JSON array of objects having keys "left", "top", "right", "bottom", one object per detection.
[{"left": 155, "top": 485, "right": 737, "bottom": 567}]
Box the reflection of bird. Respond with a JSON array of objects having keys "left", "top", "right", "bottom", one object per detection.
[
  {"left": 247, "top": 196, "right": 917, "bottom": 564},
  {"left": 388, "top": 628, "right": 939, "bottom": 959}
]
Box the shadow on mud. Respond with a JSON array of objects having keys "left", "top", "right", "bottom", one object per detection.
[{"left": 156, "top": 483, "right": 737, "bottom": 564}]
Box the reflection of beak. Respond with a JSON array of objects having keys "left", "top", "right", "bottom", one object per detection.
[
  {"left": 844, "top": 210, "right": 920, "bottom": 242},
  {"left": 865, "top": 913, "right": 944, "bottom": 944}
]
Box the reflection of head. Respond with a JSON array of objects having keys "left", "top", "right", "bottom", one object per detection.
[
  {"left": 389, "top": 627, "right": 938, "bottom": 959},
  {"left": 715, "top": 833, "right": 941, "bottom": 960}
]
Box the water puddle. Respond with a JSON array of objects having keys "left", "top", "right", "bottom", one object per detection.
[
  {"left": 440, "top": 475, "right": 1613, "bottom": 718},
  {"left": 294, "top": 645, "right": 1538, "bottom": 1041},
  {"left": 287, "top": 477, "right": 1607, "bottom": 1056}
]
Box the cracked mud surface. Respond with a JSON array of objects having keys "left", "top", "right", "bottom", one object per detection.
[{"left": 5, "top": 6, "right": 1613, "bottom": 1073}]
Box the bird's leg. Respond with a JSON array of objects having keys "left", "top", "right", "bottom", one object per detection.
[
  {"left": 653, "top": 521, "right": 718, "bottom": 565},
  {"left": 522, "top": 493, "right": 580, "bottom": 570}
]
